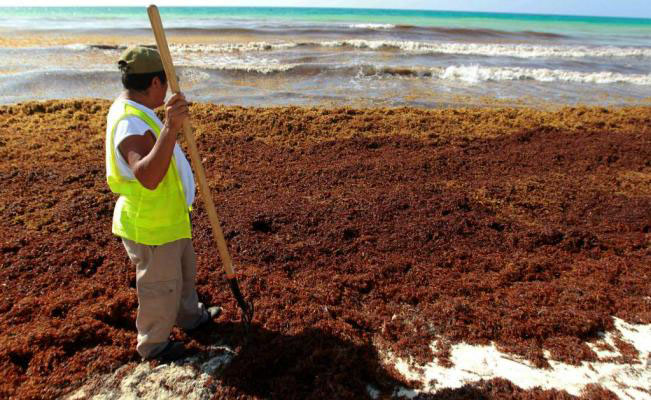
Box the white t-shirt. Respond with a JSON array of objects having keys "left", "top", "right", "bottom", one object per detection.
[{"left": 105, "top": 98, "right": 195, "bottom": 206}]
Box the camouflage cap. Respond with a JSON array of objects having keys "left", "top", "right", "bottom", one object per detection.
[{"left": 118, "top": 46, "right": 164, "bottom": 74}]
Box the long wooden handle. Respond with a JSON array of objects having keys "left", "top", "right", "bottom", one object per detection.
[{"left": 148, "top": 5, "right": 236, "bottom": 278}]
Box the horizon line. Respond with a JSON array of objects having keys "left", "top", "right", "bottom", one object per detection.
[{"left": 0, "top": 5, "right": 650, "bottom": 20}]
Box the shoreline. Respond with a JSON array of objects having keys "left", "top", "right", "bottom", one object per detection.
[
  {"left": 2, "top": 98, "right": 650, "bottom": 144},
  {"left": 2, "top": 33, "right": 651, "bottom": 109},
  {"left": 9, "top": 96, "right": 651, "bottom": 111},
  {"left": 0, "top": 31, "right": 300, "bottom": 48}
]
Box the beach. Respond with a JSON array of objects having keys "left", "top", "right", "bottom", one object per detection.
[
  {"left": 1, "top": 5, "right": 651, "bottom": 400},
  {"left": 0, "top": 100, "right": 650, "bottom": 399}
]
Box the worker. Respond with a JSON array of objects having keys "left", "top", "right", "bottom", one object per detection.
[{"left": 105, "top": 46, "right": 220, "bottom": 362}]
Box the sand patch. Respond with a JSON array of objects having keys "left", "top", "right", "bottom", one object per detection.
[
  {"left": 66, "top": 346, "right": 235, "bottom": 400},
  {"left": 388, "top": 317, "right": 651, "bottom": 399}
]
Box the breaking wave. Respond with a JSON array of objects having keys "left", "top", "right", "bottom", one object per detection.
[
  {"left": 170, "top": 59, "right": 651, "bottom": 85},
  {"left": 357, "top": 64, "right": 651, "bottom": 85},
  {"left": 319, "top": 40, "right": 651, "bottom": 59},
  {"left": 348, "top": 23, "right": 396, "bottom": 29},
  {"left": 436, "top": 65, "right": 651, "bottom": 85},
  {"left": 167, "top": 40, "right": 651, "bottom": 59},
  {"left": 57, "top": 40, "right": 651, "bottom": 61}
]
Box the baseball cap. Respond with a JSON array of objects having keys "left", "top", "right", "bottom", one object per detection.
[{"left": 118, "top": 46, "right": 164, "bottom": 74}]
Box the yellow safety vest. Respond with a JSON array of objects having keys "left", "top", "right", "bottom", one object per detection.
[{"left": 106, "top": 103, "right": 191, "bottom": 245}]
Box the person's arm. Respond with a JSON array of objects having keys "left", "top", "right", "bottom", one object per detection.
[{"left": 118, "top": 93, "right": 189, "bottom": 190}]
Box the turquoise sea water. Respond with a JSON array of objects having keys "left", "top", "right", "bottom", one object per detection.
[
  {"left": 2, "top": 7, "right": 650, "bottom": 44},
  {"left": 0, "top": 7, "right": 649, "bottom": 107},
  {"left": 2, "top": 7, "right": 650, "bottom": 26}
]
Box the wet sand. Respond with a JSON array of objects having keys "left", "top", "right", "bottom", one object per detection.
[
  {"left": 0, "top": 30, "right": 289, "bottom": 48},
  {"left": 0, "top": 100, "right": 650, "bottom": 399}
]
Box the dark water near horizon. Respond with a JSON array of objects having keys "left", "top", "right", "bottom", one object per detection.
[{"left": 0, "top": 7, "right": 650, "bottom": 107}]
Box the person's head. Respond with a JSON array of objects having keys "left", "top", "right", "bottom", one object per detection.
[{"left": 118, "top": 46, "right": 167, "bottom": 107}]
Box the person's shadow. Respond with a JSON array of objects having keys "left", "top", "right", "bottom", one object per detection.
[
  {"left": 188, "top": 321, "right": 490, "bottom": 400},
  {"left": 189, "top": 321, "right": 401, "bottom": 399}
]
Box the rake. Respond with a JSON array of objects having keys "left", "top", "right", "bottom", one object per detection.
[{"left": 147, "top": 4, "right": 254, "bottom": 332}]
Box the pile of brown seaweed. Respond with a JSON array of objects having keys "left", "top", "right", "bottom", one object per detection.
[{"left": 1, "top": 100, "right": 649, "bottom": 399}]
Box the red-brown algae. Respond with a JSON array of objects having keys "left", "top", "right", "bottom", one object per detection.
[{"left": 1, "top": 100, "right": 650, "bottom": 399}]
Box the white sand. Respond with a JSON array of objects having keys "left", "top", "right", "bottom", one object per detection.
[
  {"left": 66, "top": 345, "right": 235, "bottom": 400},
  {"left": 67, "top": 317, "right": 650, "bottom": 399},
  {"left": 387, "top": 317, "right": 651, "bottom": 400}
]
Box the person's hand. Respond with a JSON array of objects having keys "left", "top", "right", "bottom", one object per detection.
[{"left": 164, "top": 92, "right": 189, "bottom": 134}]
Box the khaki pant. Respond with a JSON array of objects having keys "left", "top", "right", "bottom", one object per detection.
[{"left": 122, "top": 238, "right": 205, "bottom": 359}]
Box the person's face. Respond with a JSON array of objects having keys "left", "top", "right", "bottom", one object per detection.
[{"left": 150, "top": 76, "right": 168, "bottom": 107}]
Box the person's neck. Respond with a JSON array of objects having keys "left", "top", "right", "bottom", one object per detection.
[{"left": 122, "top": 90, "right": 157, "bottom": 110}]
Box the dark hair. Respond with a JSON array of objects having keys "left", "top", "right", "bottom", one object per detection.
[{"left": 120, "top": 70, "right": 167, "bottom": 92}]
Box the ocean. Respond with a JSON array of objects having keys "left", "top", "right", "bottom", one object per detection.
[{"left": 0, "top": 6, "right": 650, "bottom": 107}]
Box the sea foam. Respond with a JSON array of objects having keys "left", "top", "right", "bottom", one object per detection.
[
  {"left": 170, "top": 40, "right": 651, "bottom": 59},
  {"left": 348, "top": 23, "right": 396, "bottom": 29},
  {"left": 435, "top": 65, "right": 651, "bottom": 85},
  {"left": 322, "top": 40, "right": 651, "bottom": 59}
]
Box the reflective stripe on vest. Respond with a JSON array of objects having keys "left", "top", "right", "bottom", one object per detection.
[{"left": 107, "top": 102, "right": 191, "bottom": 245}]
